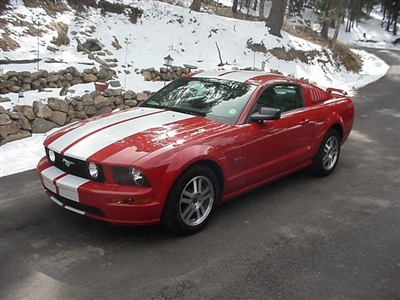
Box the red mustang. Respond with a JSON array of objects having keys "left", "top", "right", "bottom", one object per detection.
[{"left": 37, "top": 71, "right": 354, "bottom": 235}]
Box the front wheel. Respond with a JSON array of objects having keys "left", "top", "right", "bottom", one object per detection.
[
  {"left": 309, "top": 129, "right": 341, "bottom": 176},
  {"left": 161, "top": 165, "right": 219, "bottom": 235}
]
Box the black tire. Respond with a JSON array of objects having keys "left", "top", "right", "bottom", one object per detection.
[
  {"left": 161, "top": 165, "right": 219, "bottom": 235},
  {"left": 309, "top": 129, "right": 341, "bottom": 176}
]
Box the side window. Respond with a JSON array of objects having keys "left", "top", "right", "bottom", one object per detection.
[{"left": 256, "top": 84, "right": 303, "bottom": 113}]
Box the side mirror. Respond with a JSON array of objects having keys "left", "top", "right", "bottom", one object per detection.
[{"left": 251, "top": 107, "right": 281, "bottom": 122}]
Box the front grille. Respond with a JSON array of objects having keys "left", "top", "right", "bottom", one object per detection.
[
  {"left": 48, "top": 189, "right": 106, "bottom": 217},
  {"left": 46, "top": 148, "right": 105, "bottom": 182}
]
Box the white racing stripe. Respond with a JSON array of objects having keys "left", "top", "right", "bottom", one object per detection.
[
  {"left": 64, "top": 110, "right": 194, "bottom": 160},
  {"left": 41, "top": 166, "right": 65, "bottom": 193},
  {"left": 56, "top": 175, "right": 89, "bottom": 202},
  {"left": 220, "top": 71, "right": 266, "bottom": 82},
  {"left": 193, "top": 71, "right": 266, "bottom": 82},
  {"left": 49, "top": 107, "right": 160, "bottom": 153}
]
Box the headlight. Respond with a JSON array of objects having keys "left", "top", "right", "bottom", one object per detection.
[
  {"left": 112, "top": 166, "right": 149, "bottom": 186},
  {"left": 48, "top": 149, "right": 56, "bottom": 163},
  {"left": 131, "top": 168, "right": 147, "bottom": 186},
  {"left": 88, "top": 162, "right": 99, "bottom": 179}
]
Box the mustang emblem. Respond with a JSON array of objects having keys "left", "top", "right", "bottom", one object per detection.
[{"left": 62, "top": 158, "right": 75, "bottom": 167}]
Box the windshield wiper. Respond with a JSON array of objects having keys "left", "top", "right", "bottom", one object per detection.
[{"left": 167, "top": 107, "right": 206, "bottom": 117}]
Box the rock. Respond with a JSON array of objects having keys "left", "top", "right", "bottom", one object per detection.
[
  {"left": 103, "top": 88, "right": 123, "bottom": 97},
  {"left": 22, "top": 77, "right": 32, "bottom": 83},
  {"left": 97, "top": 69, "right": 109, "bottom": 81},
  {"left": 82, "top": 94, "right": 94, "bottom": 106},
  {"left": 46, "top": 73, "right": 59, "bottom": 82},
  {"left": 104, "top": 49, "right": 113, "bottom": 55},
  {"left": 66, "top": 66, "right": 77, "bottom": 74},
  {"left": 67, "top": 105, "right": 75, "bottom": 117},
  {"left": 113, "top": 96, "right": 124, "bottom": 105},
  {"left": 31, "top": 71, "right": 43, "bottom": 81},
  {"left": 47, "top": 45, "right": 59, "bottom": 52},
  {"left": 75, "top": 111, "right": 87, "bottom": 119},
  {"left": 123, "top": 90, "right": 136, "bottom": 100},
  {"left": 0, "top": 106, "right": 7, "bottom": 114},
  {"left": 9, "top": 111, "right": 22, "bottom": 120},
  {"left": 0, "top": 121, "right": 20, "bottom": 140},
  {"left": 106, "top": 63, "right": 118, "bottom": 68},
  {"left": 83, "top": 38, "right": 102, "bottom": 51},
  {"left": 93, "top": 95, "right": 111, "bottom": 108},
  {"left": 84, "top": 105, "right": 96, "bottom": 116},
  {"left": 142, "top": 71, "right": 152, "bottom": 81},
  {"left": 17, "top": 116, "right": 31, "bottom": 130},
  {"left": 64, "top": 73, "right": 73, "bottom": 81},
  {"left": 1, "top": 130, "right": 31, "bottom": 145},
  {"left": 22, "top": 83, "right": 31, "bottom": 91},
  {"left": 15, "top": 105, "right": 35, "bottom": 120},
  {"left": 49, "top": 110, "right": 67, "bottom": 126},
  {"left": 31, "top": 80, "right": 41, "bottom": 90},
  {"left": 97, "top": 52, "right": 106, "bottom": 56},
  {"left": 109, "top": 80, "right": 121, "bottom": 87},
  {"left": 136, "top": 92, "right": 149, "bottom": 101},
  {"left": 33, "top": 101, "right": 53, "bottom": 119},
  {"left": 48, "top": 82, "right": 58, "bottom": 88},
  {"left": 71, "top": 78, "right": 83, "bottom": 85},
  {"left": 90, "top": 90, "right": 101, "bottom": 98},
  {"left": 94, "top": 56, "right": 107, "bottom": 65},
  {"left": 0, "top": 96, "right": 11, "bottom": 103},
  {"left": 83, "top": 73, "right": 97, "bottom": 83},
  {"left": 0, "top": 81, "right": 15, "bottom": 89},
  {"left": 31, "top": 118, "right": 59, "bottom": 133},
  {"left": 47, "top": 98, "right": 68, "bottom": 113},
  {"left": 0, "top": 113, "right": 12, "bottom": 125},
  {"left": 97, "top": 106, "right": 112, "bottom": 115},
  {"left": 124, "top": 100, "right": 138, "bottom": 107}
]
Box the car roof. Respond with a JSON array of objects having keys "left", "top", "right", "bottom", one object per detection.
[{"left": 189, "top": 70, "right": 302, "bottom": 86}]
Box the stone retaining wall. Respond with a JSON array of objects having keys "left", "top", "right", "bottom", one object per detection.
[
  {"left": 0, "top": 88, "right": 150, "bottom": 145},
  {"left": 0, "top": 66, "right": 115, "bottom": 95},
  {"left": 141, "top": 66, "right": 193, "bottom": 82}
]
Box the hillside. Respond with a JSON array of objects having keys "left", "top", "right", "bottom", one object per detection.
[{"left": 0, "top": 0, "right": 388, "bottom": 100}]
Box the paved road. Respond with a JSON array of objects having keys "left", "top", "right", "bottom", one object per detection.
[{"left": 1, "top": 49, "right": 399, "bottom": 300}]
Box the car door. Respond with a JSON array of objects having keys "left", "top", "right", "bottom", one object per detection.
[{"left": 245, "top": 84, "right": 316, "bottom": 186}]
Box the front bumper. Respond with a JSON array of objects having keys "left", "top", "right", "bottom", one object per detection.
[{"left": 37, "top": 157, "right": 163, "bottom": 226}]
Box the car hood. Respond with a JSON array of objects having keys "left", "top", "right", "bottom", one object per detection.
[{"left": 45, "top": 107, "right": 232, "bottom": 165}]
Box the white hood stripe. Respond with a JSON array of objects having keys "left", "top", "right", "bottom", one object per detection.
[
  {"left": 41, "top": 166, "right": 88, "bottom": 202},
  {"left": 193, "top": 70, "right": 267, "bottom": 82},
  {"left": 49, "top": 107, "right": 160, "bottom": 153},
  {"left": 64, "top": 110, "right": 194, "bottom": 161}
]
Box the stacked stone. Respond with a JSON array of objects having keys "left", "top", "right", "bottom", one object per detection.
[
  {"left": 141, "top": 66, "right": 191, "bottom": 82},
  {"left": 0, "top": 89, "right": 150, "bottom": 145},
  {"left": 0, "top": 66, "right": 115, "bottom": 94}
]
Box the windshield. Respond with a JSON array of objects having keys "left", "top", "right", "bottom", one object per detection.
[{"left": 142, "top": 77, "right": 256, "bottom": 124}]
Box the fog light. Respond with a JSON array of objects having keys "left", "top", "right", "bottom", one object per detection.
[
  {"left": 48, "top": 150, "right": 56, "bottom": 162},
  {"left": 88, "top": 162, "right": 98, "bottom": 179},
  {"left": 110, "top": 197, "right": 152, "bottom": 204}
]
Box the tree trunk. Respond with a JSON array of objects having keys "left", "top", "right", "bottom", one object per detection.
[
  {"left": 189, "top": 0, "right": 202, "bottom": 12},
  {"left": 253, "top": 0, "right": 258, "bottom": 11},
  {"left": 259, "top": 0, "right": 265, "bottom": 19},
  {"left": 332, "top": 8, "right": 344, "bottom": 48},
  {"left": 321, "top": 0, "right": 337, "bottom": 40},
  {"left": 265, "top": 0, "right": 288, "bottom": 38},
  {"left": 232, "top": 0, "right": 239, "bottom": 13}
]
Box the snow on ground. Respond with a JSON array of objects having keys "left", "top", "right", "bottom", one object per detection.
[{"left": 0, "top": 0, "right": 394, "bottom": 177}]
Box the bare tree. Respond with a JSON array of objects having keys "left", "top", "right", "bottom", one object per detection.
[{"left": 265, "top": 0, "right": 288, "bottom": 37}]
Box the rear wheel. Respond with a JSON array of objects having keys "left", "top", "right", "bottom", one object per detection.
[
  {"left": 161, "top": 165, "right": 219, "bottom": 235},
  {"left": 310, "top": 129, "right": 341, "bottom": 176}
]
